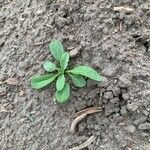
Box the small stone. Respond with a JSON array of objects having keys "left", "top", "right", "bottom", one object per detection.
[
  {"left": 36, "top": 10, "right": 44, "bottom": 15},
  {"left": 118, "top": 75, "right": 131, "bottom": 87},
  {"left": 95, "top": 125, "right": 101, "bottom": 131},
  {"left": 69, "top": 49, "right": 79, "bottom": 57},
  {"left": 121, "top": 140, "right": 128, "bottom": 148},
  {"left": 122, "top": 93, "right": 130, "bottom": 100},
  {"left": 78, "top": 122, "right": 87, "bottom": 132},
  {"left": 55, "top": 16, "right": 67, "bottom": 29},
  {"left": 87, "top": 116, "right": 94, "bottom": 127},
  {"left": 0, "top": 86, "right": 6, "bottom": 96},
  {"left": 125, "top": 125, "right": 136, "bottom": 133},
  {"left": 99, "top": 97, "right": 103, "bottom": 105},
  {"left": 141, "top": 132, "right": 149, "bottom": 137},
  {"left": 87, "top": 88, "right": 99, "bottom": 98},
  {"left": 127, "top": 102, "right": 139, "bottom": 112},
  {"left": 97, "top": 76, "right": 108, "bottom": 88},
  {"left": 134, "top": 116, "right": 147, "bottom": 125},
  {"left": 84, "top": 14, "right": 91, "bottom": 21},
  {"left": 103, "top": 91, "right": 113, "bottom": 99},
  {"left": 95, "top": 130, "right": 101, "bottom": 136},
  {"left": 102, "top": 65, "right": 116, "bottom": 76},
  {"left": 66, "top": 16, "right": 73, "bottom": 24},
  {"left": 75, "top": 99, "right": 87, "bottom": 111},
  {"left": 138, "top": 123, "right": 150, "bottom": 130},
  {"left": 4, "top": 78, "right": 19, "bottom": 85},
  {"left": 119, "top": 12, "right": 125, "bottom": 20},
  {"left": 112, "top": 87, "right": 121, "bottom": 96},
  {"left": 143, "top": 110, "right": 149, "bottom": 116},
  {"left": 110, "top": 97, "right": 119, "bottom": 104},
  {"left": 87, "top": 79, "right": 97, "bottom": 87},
  {"left": 105, "top": 104, "right": 119, "bottom": 116},
  {"left": 102, "top": 27, "right": 109, "bottom": 34},
  {"left": 5, "top": 104, "right": 14, "bottom": 110},
  {"left": 19, "top": 90, "right": 25, "bottom": 97},
  {"left": 120, "top": 106, "right": 128, "bottom": 116}
]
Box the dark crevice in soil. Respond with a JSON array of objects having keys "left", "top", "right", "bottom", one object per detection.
[{"left": 143, "top": 41, "right": 149, "bottom": 52}]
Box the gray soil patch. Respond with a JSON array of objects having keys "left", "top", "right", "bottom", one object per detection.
[{"left": 0, "top": 0, "right": 150, "bottom": 150}]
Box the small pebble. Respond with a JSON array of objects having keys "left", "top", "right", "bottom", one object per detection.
[
  {"left": 120, "top": 106, "right": 128, "bottom": 116},
  {"left": 127, "top": 102, "right": 139, "bottom": 112},
  {"left": 69, "top": 49, "right": 79, "bottom": 57},
  {"left": 103, "top": 91, "right": 114, "bottom": 99},
  {"left": 143, "top": 110, "right": 149, "bottom": 116},
  {"left": 112, "top": 87, "right": 121, "bottom": 96},
  {"left": 87, "top": 79, "right": 97, "bottom": 87},
  {"left": 110, "top": 97, "right": 119, "bottom": 104},
  {"left": 138, "top": 123, "right": 150, "bottom": 130},
  {"left": 122, "top": 93, "right": 130, "bottom": 100},
  {"left": 105, "top": 104, "right": 119, "bottom": 116},
  {"left": 125, "top": 125, "right": 136, "bottom": 133},
  {"left": 134, "top": 116, "right": 147, "bottom": 125},
  {"left": 36, "top": 10, "right": 44, "bottom": 15},
  {"left": 78, "top": 122, "right": 87, "bottom": 132},
  {"left": 97, "top": 76, "right": 108, "bottom": 88},
  {"left": 55, "top": 16, "right": 67, "bottom": 29}
]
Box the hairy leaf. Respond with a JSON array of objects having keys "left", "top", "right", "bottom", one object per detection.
[
  {"left": 55, "top": 83, "right": 70, "bottom": 103},
  {"left": 69, "top": 74, "right": 86, "bottom": 87},
  {"left": 43, "top": 61, "right": 57, "bottom": 72},
  {"left": 49, "top": 39, "right": 64, "bottom": 61},
  {"left": 31, "top": 74, "right": 58, "bottom": 89},
  {"left": 60, "top": 52, "right": 70, "bottom": 70},
  {"left": 68, "top": 66, "right": 102, "bottom": 81},
  {"left": 56, "top": 74, "right": 65, "bottom": 91}
]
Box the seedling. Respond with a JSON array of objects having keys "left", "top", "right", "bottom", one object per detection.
[{"left": 30, "top": 39, "right": 102, "bottom": 103}]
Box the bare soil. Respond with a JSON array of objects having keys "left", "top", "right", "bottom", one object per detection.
[{"left": 0, "top": 0, "right": 150, "bottom": 150}]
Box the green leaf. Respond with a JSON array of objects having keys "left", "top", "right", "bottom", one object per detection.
[
  {"left": 56, "top": 74, "right": 65, "bottom": 91},
  {"left": 43, "top": 61, "right": 57, "bottom": 72},
  {"left": 68, "top": 66, "right": 102, "bottom": 81},
  {"left": 60, "top": 52, "right": 70, "bottom": 70},
  {"left": 49, "top": 39, "right": 64, "bottom": 61},
  {"left": 55, "top": 83, "right": 70, "bottom": 103},
  {"left": 69, "top": 74, "right": 86, "bottom": 87},
  {"left": 31, "top": 74, "right": 58, "bottom": 89}
]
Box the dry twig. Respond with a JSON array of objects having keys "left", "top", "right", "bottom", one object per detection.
[
  {"left": 0, "top": 91, "right": 6, "bottom": 96},
  {"left": 70, "top": 107, "right": 102, "bottom": 134},
  {"left": 69, "top": 135, "right": 96, "bottom": 150},
  {"left": 70, "top": 113, "right": 87, "bottom": 134},
  {"left": 74, "top": 106, "right": 102, "bottom": 117},
  {"left": 0, "top": 78, "right": 19, "bottom": 85},
  {"left": 114, "top": 6, "right": 134, "bottom": 14}
]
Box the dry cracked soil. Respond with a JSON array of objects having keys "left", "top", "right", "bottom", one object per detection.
[{"left": 0, "top": 0, "right": 150, "bottom": 150}]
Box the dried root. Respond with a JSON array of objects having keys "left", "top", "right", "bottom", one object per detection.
[{"left": 33, "top": 40, "right": 50, "bottom": 46}]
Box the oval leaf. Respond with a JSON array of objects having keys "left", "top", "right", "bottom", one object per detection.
[
  {"left": 69, "top": 74, "right": 86, "bottom": 87},
  {"left": 43, "top": 61, "right": 57, "bottom": 72},
  {"left": 31, "top": 74, "right": 58, "bottom": 89},
  {"left": 68, "top": 66, "right": 102, "bottom": 81},
  {"left": 55, "top": 83, "right": 70, "bottom": 103},
  {"left": 60, "top": 52, "right": 70, "bottom": 70},
  {"left": 56, "top": 74, "right": 65, "bottom": 91},
  {"left": 49, "top": 39, "right": 64, "bottom": 61}
]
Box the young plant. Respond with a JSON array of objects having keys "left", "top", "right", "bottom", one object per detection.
[{"left": 30, "top": 39, "right": 102, "bottom": 103}]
